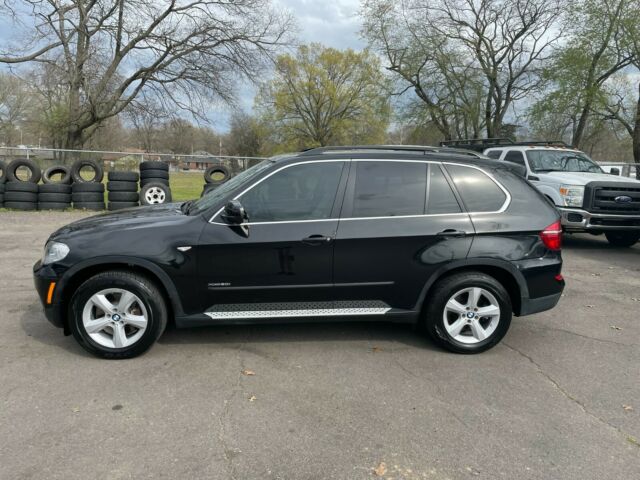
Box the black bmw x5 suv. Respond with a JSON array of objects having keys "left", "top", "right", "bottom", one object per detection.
[{"left": 33, "top": 146, "right": 565, "bottom": 358}]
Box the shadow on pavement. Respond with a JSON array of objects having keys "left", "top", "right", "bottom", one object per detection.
[{"left": 20, "top": 300, "right": 439, "bottom": 355}]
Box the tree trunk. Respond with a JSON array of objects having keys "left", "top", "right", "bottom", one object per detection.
[
  {"left": 573, "top": 103, "right": 591, "bottom": 148},
  {"left": 633, "top": 82, "right": 640, "bottom": 180}
]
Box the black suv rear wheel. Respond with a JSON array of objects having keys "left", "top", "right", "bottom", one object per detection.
[
  {"left": 425, "top": 272, "right": 512, "bottom": 354},
  {"left": 69, "top": 271, "right": 167, "bottom": 359},
  {"left": 604, "top": 231, "right": 640, "bottom": 247}
]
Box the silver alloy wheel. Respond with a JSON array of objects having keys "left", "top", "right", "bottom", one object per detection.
[
  {"left": 443, "top": 287, "right": 500, "bottom": 344},
  {"left": 144, "top": 186, "right": 166, "bottom": 204},
  {"left": 82, "top": 288, "right": 148, "bottom": 349}
]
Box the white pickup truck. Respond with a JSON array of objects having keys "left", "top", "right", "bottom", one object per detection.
[
  {"left": 440, "top": 139, "right": 640, "bottom": 247},
  {"left": 482, "top": 144, "right": 640, "bottom": 247}
]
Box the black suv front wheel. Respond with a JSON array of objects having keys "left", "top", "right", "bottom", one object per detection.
[
  {"left": 425, "top": 272, "right": 512, "bottom": 354},
  {"left": 69, "top": 271, "right": 168, "bottom": 359}
]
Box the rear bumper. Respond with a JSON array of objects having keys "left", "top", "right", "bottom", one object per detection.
[
  {"left": 519, "top": 292, "right": 563, "bottom": 316},
  {"left": 559, "top": 208, "right": 640, "bottom": 231},
  {"left": 33, "top": 261, "right": 65, "bottom": 329}
]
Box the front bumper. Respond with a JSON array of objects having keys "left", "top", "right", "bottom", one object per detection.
[
  {"left": 33, "top": 260, "right": 65, "bottom": 329},
  {"left": 559, "top": 208, "right": 640, "bottom": 231}
]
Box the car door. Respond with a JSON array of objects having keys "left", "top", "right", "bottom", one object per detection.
[
  {"left": 197, "top": 160, "right": 348, "bottom": 315},
  {"left": 332, "top": 160, "right": 474, "bottom": 312}
]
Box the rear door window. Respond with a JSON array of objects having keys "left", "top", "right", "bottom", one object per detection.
[
  {"left": 485, "top": 150, "right": 502, "bottom": 160},
  {"left": 445, "top": 165, "right": 507, "bottom": 212},
  {"left": 349, "top": 161, "right": 428, "bottom": 217},
  {"left": 504, "top": 150, "right": 526, "bottom": 167}
]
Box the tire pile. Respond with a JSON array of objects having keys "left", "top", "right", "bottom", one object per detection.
[
  {"left": 0, "top": 157, "right": 106, "bottom": 211},
  {"left": 107, "top": 171, "right": 139, "bottom": 210},
  {"left": 139, "top": 161, "right": 172, "bottom": 205},
  {"left": 201, "top": 164, "right": 231, "bottom": 197}
]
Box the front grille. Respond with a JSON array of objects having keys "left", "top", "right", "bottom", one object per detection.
[{"left": 587, "top": 184, "right": 640, "bottom": 215}]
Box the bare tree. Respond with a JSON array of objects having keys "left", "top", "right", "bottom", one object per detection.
[
  {"left": 362, "top": 0, "right": 564, "bottom": 139},
  {"left": 125, "top": 95, "right": 169, "bottom": 152},
  {"left": 0, "top": 0, "right": 292, "bottom": 149}
]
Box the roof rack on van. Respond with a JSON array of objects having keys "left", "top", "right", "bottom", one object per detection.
[
  {"left": 298, "top": 145, "right": 486, "bottom": 158},
  {"left": 439, "top": 138, "right": 574, "bottom": 152}
]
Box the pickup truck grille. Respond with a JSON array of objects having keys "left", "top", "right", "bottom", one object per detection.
[{"left": 588, "top": 184, "right": 640, "bottom": 215}]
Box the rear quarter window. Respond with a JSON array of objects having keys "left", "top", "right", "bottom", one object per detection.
[{"left": 444, "top": 164, "right": 508, "bottom": 212}]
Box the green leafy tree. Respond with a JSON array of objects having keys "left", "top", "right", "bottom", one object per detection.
[{"left": 257, "top": 44, "right": 390, "bottom": 151}]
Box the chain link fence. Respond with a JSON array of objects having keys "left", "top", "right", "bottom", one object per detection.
[{"left": 0, "top": 147, "right": 266, "bottom": 176}]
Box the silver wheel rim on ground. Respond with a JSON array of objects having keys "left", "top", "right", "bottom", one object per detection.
[
  {"left": 144, "top": 187, "right": 166, "bottom": 204},
  {"left": 443, "top": 287, "right": 500, "bottom": 344},
  {"left": 82, "top": 288, "right": 148, "bottom": 349}
]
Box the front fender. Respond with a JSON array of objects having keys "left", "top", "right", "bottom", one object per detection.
[{"left": 54, "top": 255, "right": 185, "bottom": 316}]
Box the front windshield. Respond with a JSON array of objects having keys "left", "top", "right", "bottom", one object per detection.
[
  {"left": 189, "top": 160, "right": 274, "bottom": 214},
  {"left": 527, "top": 150, "right": 603, "bottom": 173}
]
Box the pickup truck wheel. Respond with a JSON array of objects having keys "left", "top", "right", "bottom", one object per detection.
[
  {"left": 605, "top": 231, "right": 640, "bottom": 247},
  {"left": 69, "top": 271, "right": 167, "bottom": 359},
  {"left": 424, "top": 272, "right": 512, "bottom": 354}
]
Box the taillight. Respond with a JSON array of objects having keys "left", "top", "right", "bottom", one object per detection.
[{"left": 540, "top": 220, "right": 562, "bottom": 251}]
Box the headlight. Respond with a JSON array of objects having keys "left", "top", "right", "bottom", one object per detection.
[
  {"left": 42, "top": 241, "right": 70, "bottom": 265},
  {"left": 559, "top": 185, "right": 584, "bottom": 207}
]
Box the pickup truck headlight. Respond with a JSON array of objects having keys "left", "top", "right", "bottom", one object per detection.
[
  {"left": 559, "top": 185, "right": 584, "bottom": 207},
  {"left": 42, "top": 241, "right": 70, "bottom": 265}
]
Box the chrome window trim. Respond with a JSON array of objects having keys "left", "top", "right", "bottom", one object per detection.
[{"left": 208, "top": 158, "right": 511, "bottom": 225}]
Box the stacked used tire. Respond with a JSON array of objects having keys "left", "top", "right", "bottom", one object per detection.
[
  {"left": 38, "top": 165, "right": 72, "bottom": 210},
  {"left": 3, "top": 158, "right": 41, "bottom": 211},
  {"left": 0, "top": 160, "right": 6, "bottom": 207},
  {"left": 107, "top": 171, "right": 139, "bottom": 210},
  {"left": 139, "top": 161, "right": 172, "bottom": 205},
  {"left": 201, "top": 163, "right": 230, "bottom": 197},
  {"left": 71, "top": 159, "right": 105, "bottom": 211}
]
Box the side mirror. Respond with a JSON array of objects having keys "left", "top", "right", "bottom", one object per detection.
[
  {"left": 221, "top": 200, "right": 248, "bottom": 225},
  {"left": 610, "top": 168, "right": 620, "bottom": 176},
  {"left": 527, "top": 175, "right": 540, "bottom": 181}
]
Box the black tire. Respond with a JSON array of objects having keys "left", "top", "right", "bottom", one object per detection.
[
  {"left": 43, "top": 165, "right": 72, "bottom": 184},
  {"left": 39, "top": 183, "right": 71, "bottom": 194},
  {"left": 108, "top": 201, "right": 138, "bottom": 210},
  {"left": 107, "top": 181, "right": 138, "bottom": 192},
  {"left": 71, "top": 159, "right": 104, "bottom": 183},
  {"left": 140, "top": 161, "right": 169, "bottom": 171},
  {"left": 139, "top": 182, "right": 172, "bottom": 205},
  {"left": 74, "top": 202, "right": 105, "bottom": 211},
  {"left": 4, "top": 201, "right": 37, "bottom": 210},
  {"left": 0, "top": 160, "right": 6, "bottom": 183},
  {"left": 38, "top": 193, "right": 71, "bottom": 203},
  {"left": 5, "top": 181, "right": 38, "bottom": 193},
  {"left": 72, "top": 192, "right": 104, "bottom": 203},
  {"left": 140, "top": 169, "right": 169, "bottom": 180},
  {"left": 68, "top": 270, "right": 168, "bottom": 359},
  {"left": 0, "top": 183, "right": 5, "bottom": 193},
  {"left": 204, "top": 164, "right": 230, "bottom": 184},
  {"left": 140, "top": 177, "right": 169, "bottom": 187},
  {"left": 605, "top": 231, "right": 640, "bottom": 247},
  {"left": 5, "top": 191, "right": 38, "bottom": 202},
  {"left": 108, "top": 171, "right": 140, "bottom": 182},
  {"left": 424, "top": 272, "right": 512, "bottom": 354},
  {"left": 38, "top": 202, "right": 71, "bottom": 211},
  {"left": 108, "top": 191, "right": 139, "bottom": 202},
  {"left": 6, "top": 158, "right": 41, "bottom": 184},
  {"left": 72, "top": 182, "right": 105, "bottom": 193}
]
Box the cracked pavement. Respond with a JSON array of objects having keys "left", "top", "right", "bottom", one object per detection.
[{"left": 1, "top": 212, "right": 639, "bottom": 479}]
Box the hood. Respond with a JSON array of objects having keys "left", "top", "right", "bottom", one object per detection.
[
  {"left": 51, "top": 203, "right": 186, "bottom": 239},
  {"left": 537, "top": 171, "right": 640, "bottom": 186}
]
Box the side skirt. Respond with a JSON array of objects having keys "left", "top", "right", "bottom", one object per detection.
[{"left": 175, "top": 301, "right": 418, "bottom": 328}]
